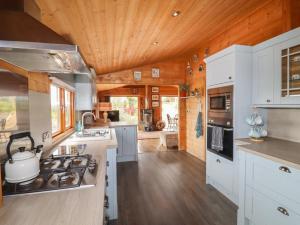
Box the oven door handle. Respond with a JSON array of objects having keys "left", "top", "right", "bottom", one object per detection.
[{"left": 207, "top": 125, "right": 233, "bottom": 131}]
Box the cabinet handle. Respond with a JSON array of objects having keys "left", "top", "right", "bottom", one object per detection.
[
  {"left": 216, "top": 159, "right": 221, "bottom": 163},
  {"left": 106, "top": 161, "right": 109, "bottom": 167},
  {"left": 277, "top": 207, "right": 289, "bottom": 216},
  {"left": 266, "top": 99, "right": 271, "bottom": 103},
  {"left": 279, "top": 166, "right": 291, "bottom": 173}
]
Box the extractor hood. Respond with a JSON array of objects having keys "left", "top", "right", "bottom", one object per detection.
[
  {"left": 0, "top": 10, "right": 91, "bottom": 75},
  {"left": 0, "top": 40, "right": 90, "bottom": 75}
]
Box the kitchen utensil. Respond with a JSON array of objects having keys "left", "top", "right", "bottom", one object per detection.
[{"left": 5, "top": 132, "right": 43, "bottom": 183}]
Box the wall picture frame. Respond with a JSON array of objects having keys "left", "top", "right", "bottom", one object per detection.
[
  {"left": 133, "top": 71, "right": 142, "bottom": 81},
  {"left": 152, "top": 94, "right": 159, "bottom": 101},
  {"left": 152, "top": 86, "right": 159, "bottom": 93},
  {"left": 152, "top": 101, "right": 160, "bottom": 108},
  {"left": 152, "top": 68, "right": 160, "bottom": 78}
]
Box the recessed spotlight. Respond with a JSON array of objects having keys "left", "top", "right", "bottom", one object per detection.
[
  {"left": 171, "top": 10, "right": 181, "bottom": 17},
  {"left": 152, "top": 41, "right": 159, "bottom": 46}
]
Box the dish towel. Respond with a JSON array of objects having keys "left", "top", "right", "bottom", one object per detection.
[
  {"left": 211, "top": 126, "right": 224, "bottom": 151},
  {"left": 195, "top": 112, "right": 203, "bottom": 138}
]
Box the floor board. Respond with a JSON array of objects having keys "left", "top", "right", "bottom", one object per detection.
[{"left": 115, "top": 142, "right": 237, "bottom": 225}]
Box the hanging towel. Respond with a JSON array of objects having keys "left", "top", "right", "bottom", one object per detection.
[
  {"left": 211, "top": 126, "right": 224, "bottom": 152},
  {"left": 195, "top": 112, "right": 203, "bottom": 138}
]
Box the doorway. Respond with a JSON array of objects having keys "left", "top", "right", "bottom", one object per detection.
[
  {"left": 161, "top": 96, "right": 179, "bottom": 130},
  {"left": 110, "top": 97, "right": 139, "bottom": 124}
]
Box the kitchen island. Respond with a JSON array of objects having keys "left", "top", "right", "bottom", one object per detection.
[
  {"left": 89, "top": 120, "right": 138, "bottom": 162},
  {"left": 0, "top": 129, "right": 118, "bottom": 225}
]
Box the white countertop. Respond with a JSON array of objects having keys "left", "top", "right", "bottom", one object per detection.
[{"left": 0, "top": 129, "right": 118, "bottom": 225}]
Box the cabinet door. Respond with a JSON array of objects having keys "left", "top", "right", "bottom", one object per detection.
[
  {"left": 207, "top": 54, "right": 235, "bottom": 87},
  {"left": 114, "top": 127, "right": 123, "bottom": 156},
  {"left": 122, "top": 126, "right": 137, "bottom": 156},
  {"left": 274, "top": 36, "right": 300, "bottom": 104},
  {"left": 206, "top": 151, "right": 234, "bottom": 195},
  {"left": 252, "top": 47, "right": 274, "bottom": 105}
]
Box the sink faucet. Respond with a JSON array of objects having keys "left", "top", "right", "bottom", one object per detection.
[{"left": 81, "top": 112, "right": 96, "bottom": 132}]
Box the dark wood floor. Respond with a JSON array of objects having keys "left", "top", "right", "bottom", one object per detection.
[{"left": 115, "top": 145, "right": 237, "bottom": 225}]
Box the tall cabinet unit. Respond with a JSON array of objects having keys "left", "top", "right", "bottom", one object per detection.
[
  {"left": 205, "top": 45, "right": 253, "bottom": 204},
  {"left": 253, "top": 27, "right": 300, "bottom": 107}
]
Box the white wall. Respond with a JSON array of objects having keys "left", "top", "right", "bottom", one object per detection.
[
  {"left": 29, "top": 91, "right": 52, "bottom": 149},
  {"left": 267, "top": 108, "right": 300, "bottom": 142}
]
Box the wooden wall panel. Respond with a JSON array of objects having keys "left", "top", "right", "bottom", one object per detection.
[
  {"left": 185, "top": 0, "right": 297, "bottom": 161},
  {"left": 0, "top": 59, "right": 50, "bottom": 93},
  {"left": 97, "top": 58, "right": 186, "bottom": 85}
]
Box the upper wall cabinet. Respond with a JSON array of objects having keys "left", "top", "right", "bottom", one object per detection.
[
  {"left": 252, "top": 47, "right": 274, "bottom": 105},
  {"left": 206, "top": 53, "right": 235, "bottom": 86},
  {"left": 274, "top": 36, "right": 300, "bottom": 104},
  {"left": 205, "top": 45, "right": 252, "bottom": 88},
  {"left": 253, "top": 28, "right": 300, "bottom": 107}
]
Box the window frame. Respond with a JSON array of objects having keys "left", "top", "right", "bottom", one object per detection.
[{"left": 50, "top": 83, "right": 75, "bottom": 137}]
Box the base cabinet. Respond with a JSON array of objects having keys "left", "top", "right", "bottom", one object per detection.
[
  {"left": 105, "top": 148, "right": 118, "bottom": 220},
  {"left": 115, "top": 126, "right": 138, "bottom": 162},
  {"left": 206, "top": 151, "right": 237, "bottom": 204},
  {"left": 238, "top": 149, "right": 300, "bottom": 225}
]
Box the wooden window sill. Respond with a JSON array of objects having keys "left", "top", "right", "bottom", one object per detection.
[{"left": 52, "top": 128, "right": 75, "bottom": 145}]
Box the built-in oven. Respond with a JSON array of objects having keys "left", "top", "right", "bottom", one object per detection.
[{"left": 207, "top": 85, "right": 234, "bottom": 160}]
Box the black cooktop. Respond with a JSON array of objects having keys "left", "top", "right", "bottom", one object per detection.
[{"left": 2, "top": 154, "right": 93, "bottom": 196}]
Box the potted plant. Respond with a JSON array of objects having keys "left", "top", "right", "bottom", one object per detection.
[{"left": 179, "top": 84, "right": 190, "bottom": 97}]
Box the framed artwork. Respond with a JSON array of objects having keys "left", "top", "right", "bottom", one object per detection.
[
  {"left": 152, "top": 86, "right": 159, "bottom": 93},
  {"left": 152, "top": 68, "right": 160, "bottom": 78},
  {"left": 152, "top": 95, "right": 159, "bottom": 101},
  {"left": 133, "top": 71, "right": 142, "bottom": 81},
  {"left": 152, "top": 101, "right": 160, "bottom": 107}
]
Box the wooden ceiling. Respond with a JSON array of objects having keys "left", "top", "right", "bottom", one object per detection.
[{"left": 32, "top": 0, "right": 270, "bottom": 75}]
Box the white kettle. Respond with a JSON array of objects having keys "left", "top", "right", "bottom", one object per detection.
[{"left": 5, "top": 132, "right": 43, "bottom": 183}]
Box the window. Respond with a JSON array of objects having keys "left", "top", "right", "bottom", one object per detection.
[
  {"left": 50, "top": 84, "right": 74, "bottom": 136},
  {"left": 110, "top": 97, "right": 139, "bottom": 123}
]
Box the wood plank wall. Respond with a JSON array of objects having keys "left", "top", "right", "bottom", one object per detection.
[
  {"left": 0, "top": 59, "right": 49, "bottom": 93},
  {"left": 97, "top": 58, "right": 186, "bottom": 85},
  {"left": 184, "top": 0, "right": 300, "bottom": 161}
]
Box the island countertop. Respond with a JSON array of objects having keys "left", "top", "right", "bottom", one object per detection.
[
  {"left": 88, "top": 120, "right": 138, "bottom": 128},
  {"left": 0, "top": 129, "right": 118, "bottom": 225},
  {"left": 236, "top": 137, "right": 300, "bottom": 170}
]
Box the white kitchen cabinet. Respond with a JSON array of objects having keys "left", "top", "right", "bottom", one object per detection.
[
  {"left": 115, "top": 126, "right": 138, "bottom": 162},
  {"left": 206, "top": 151, "right": 237, "bottom": 204},
  {"left": 237, "top": 149, "right": 300, "bottom": 225},
  {"left": 252, "top": 47, "right": 274, "bottom": 105},
  {"left": 206, "top": 53, "right": 235, "bottom": 87},
  {"left": 105, "top": 147, "right": 118, "bottom": 220},
  {"left": 274, "top": 36, "right": 300, "bottom": 104},
  {"left": 252, "top": 27, "right": 300, "bottom": 107}
]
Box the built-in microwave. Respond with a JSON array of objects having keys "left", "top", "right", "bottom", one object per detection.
[
  {"left": 208, "top": 92, "right": 232, "bottom": 112},
  {"left": 207, "top": 85, "right": 233, "bottom": 127}
]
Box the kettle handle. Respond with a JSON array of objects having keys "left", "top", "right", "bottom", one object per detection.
[{"left": 6, "top": 132, "right": 35, "bottom": 161}]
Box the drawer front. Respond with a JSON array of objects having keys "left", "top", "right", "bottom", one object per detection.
[
  {"left": 207, "top": 151, "right": 234, "bottom": 193},
  {"left": 247, "top": 154, "right": 300, "bottom": 205},
  {"left": 252, "top": 191, "right": 300, "bottom": 225}
]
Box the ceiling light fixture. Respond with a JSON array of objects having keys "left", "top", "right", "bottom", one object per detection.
[{"left": 171, "top": 10, "right": 181, "bottom": 17}]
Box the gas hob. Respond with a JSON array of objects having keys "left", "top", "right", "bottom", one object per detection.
[{"left": 2, "top": 154, "right": 97, "bottom": 196}]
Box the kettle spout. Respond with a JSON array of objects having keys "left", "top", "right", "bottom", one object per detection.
[{"left": 35, "top": 145, "right": 43, "bottom": 160}]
